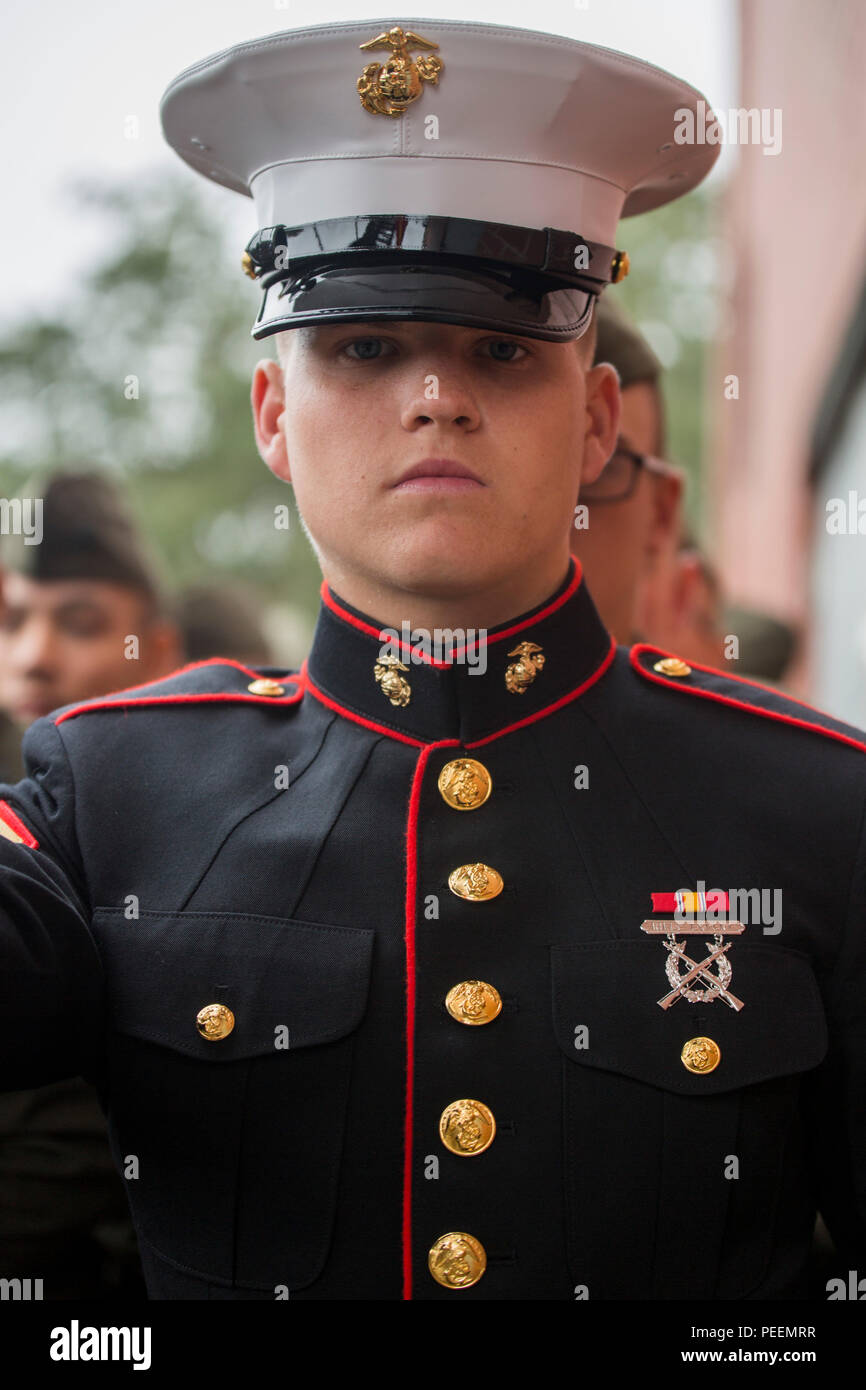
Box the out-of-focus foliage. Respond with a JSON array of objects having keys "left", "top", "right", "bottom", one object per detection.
[
  {"left": 609, "top": 182, "right": 728, "bottom": 530},
  {"left": 0, "top": 173, "right": 322, "bottom": 656}
]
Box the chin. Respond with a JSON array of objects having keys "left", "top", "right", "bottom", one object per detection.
[{"left": 380, "top": 546, "right": 498, "bottom": 602}]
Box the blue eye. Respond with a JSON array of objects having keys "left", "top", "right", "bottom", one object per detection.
[
  {"left": 485, "top": 340, "right": 526, "bottom": 361},
  {"left": 344, "top": 338, "right": 390, "bottom": 360}
]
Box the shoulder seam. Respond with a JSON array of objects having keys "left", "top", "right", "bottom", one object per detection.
[
  {"left": 630, "top": 644, "right": 866, "bottom": 757},
  {"left": 54, "top": 668, "right": 305, "bottom": 726}
]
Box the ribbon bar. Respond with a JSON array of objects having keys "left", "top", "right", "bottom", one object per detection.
[{"left": 651, "top": 890, "right": 729, "bottom": 915}]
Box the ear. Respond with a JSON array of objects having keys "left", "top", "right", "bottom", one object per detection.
[
  {"left": 646, "top": 468, "right": 685, "bottom": 557},
  {"left": 251, "top": 359, "right": 291, "bottom": 482},
  {"left": 671, "top": 551, "right": 712, "bottom": 620},
  {"left": 580, "top": 363, "right": 621, "bottom": 487}
]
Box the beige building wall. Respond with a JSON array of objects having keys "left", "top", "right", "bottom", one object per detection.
[{"left": 712, "top": 1, "right": 866, "bottom": 642}]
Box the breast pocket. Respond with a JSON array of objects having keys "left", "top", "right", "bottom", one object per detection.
[
  {"left": 550, "top": 938, "right": 828, "bottom": 1300},
  {"left": 90, "top": 907, "right": 374, "bottom": 1293}
]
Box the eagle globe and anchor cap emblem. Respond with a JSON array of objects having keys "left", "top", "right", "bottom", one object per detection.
[
  {"left": 641, "top": 890, "right": 746, "bottom": 1011},
  {"left": 357, "top": 26, "right": 444, "bottom": 117}
]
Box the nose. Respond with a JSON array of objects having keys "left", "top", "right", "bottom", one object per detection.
[{"left": 399, "top": 362, "right": 482, "bottom": 434}]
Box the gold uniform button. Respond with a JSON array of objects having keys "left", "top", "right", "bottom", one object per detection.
[
  {"left": 681, "top": 1036, "right": 721, "bottom": 1074},
  {"left": 445, "top": 980, "right": 502, "bottom": 1026},
  {"left": 428, "top": 1232, "right": 487, "bottom": 1289},
  {"left": 196, "top": 1003, "right": 235, "bottom": 1041},
  {"left": 437, "top": 758, "right": 492, "bottom": 811},
  {"left": 247, "top": 677, "right": 286, "bottom": 696},
  {"left": 652, "top": 656, "right": 692, "bottom": 678},
  {"left": 439, "top": 1099, "right": 496, "bottom": 1157},
  {"left": 448, "top": 862, "right": 503, "bottom": 902}
]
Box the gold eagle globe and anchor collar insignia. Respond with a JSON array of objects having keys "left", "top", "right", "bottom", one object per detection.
[
  {"left": 504, "top": 641, "right": 545, "bottom": 694},
  {"left": 357, "top": 26, "right": 444, "bottom": 118},
  {"left": 306, "top": 560, "right": 612, "bottom": 742},
  {"left": 374, "top": 652, "right": 412, "bottom": 707},
  {"left": 641, "top": 890, "right": 746, "bottom": 1011}
]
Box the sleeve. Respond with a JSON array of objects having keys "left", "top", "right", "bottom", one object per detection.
[
  {"left": 807, "top": 785, "right": 866, "bottom": 1266},
  {"left": 0, "top": 715, "right": 106, "bottom": 1091}
]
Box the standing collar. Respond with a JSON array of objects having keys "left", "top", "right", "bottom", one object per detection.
[{"left": 304, "top": 558, "right": 616, "bottom": 747}]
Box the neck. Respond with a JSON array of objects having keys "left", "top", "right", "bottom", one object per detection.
[{"left": 317, "top": 555, "right": 574, "bottom": 635}]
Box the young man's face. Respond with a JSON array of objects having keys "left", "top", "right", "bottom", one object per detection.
[
  {"left": 0, "top": 572, "right": 180, "bottom": 725},
  {"left": 252, "top": 319, "right": 618, "bottom": 613}
]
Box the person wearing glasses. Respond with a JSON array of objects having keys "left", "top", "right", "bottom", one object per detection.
[{"left": 572, "top": 296, "right": 685, "bottom": 645}]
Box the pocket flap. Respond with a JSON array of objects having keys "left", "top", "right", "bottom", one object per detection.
[
  {"left": 551, "top": 939, "right": 828, "bottom": 1095},
  {"left": 91, "top": 908, "right": 374, "bottom": 1060}
]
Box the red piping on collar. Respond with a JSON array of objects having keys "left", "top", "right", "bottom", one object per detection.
[
  {"left": 303, "top": 664, "right": 428, "bottom": 748},
  {"left": 302, "top": 633, "right": 616, "bottom": 749},
  {"left": 320, "top": 561, "right": 585, "bottom": 669},
  {"left": 466, "top": 634, "right": 617, "bottom": 748},
  {"left": 402, "top": 738, "right": 460, "bottom": 1301},
  {"left": 631, "top": 644, "right": 866, "bottom": 756},
  {"left": 54, "top": 659, "right": 304, "bottom": 726}
]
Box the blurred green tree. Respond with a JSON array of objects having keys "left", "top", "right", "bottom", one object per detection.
[
  {"left": 0, "top": 173, "right": 321, "bottom": 656},
  {"left": 609, "top": 182, "right": 726, "bottom": 530}
]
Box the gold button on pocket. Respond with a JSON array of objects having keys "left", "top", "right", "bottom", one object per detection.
[
  {"left": 195, "top": 1003, "right": 235, "bottom": 1041},
  {"left": 681, "top": 1036, "right": 721, "bottom": 1074},
  {"left": 428, "top": 1232, "right": 487, "bottom": 1289}
]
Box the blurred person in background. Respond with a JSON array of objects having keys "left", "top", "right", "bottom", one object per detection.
[
  {"left": 175, "top": 581, "right": 274, "bottom": 668},
  {"left": 0, "top": 471, "right": 183, "bottom": 1298},
  {"left": 573, "top": 300, "right": 792, "bottom": 683},
  {"left": 571, "top": 296, "right": 684, "bottom": 644},
  {"left": 0, "top": 474, "right": 182, "bottom": 766}
]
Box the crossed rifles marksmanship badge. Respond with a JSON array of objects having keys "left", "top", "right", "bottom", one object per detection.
[{"left": 641, "top": 890, "right": 745, "bottom": 1011}]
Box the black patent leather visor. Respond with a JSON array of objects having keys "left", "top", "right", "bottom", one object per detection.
[
  {"left": 253, "top": 261, "right": 596, "bottom": 342},
  {"left": 244, "top": 214, "right": 620, "bottom": 343}
]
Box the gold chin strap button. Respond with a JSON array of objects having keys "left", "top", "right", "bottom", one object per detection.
[
  {"left": 681, "top": 1036, "right": 720, "bottom": 1074},
  {"left": 196, "top": 1003, "right": 235, "bottom": 1041},
  {"left": 247, "top": 678, "right": 286, "bottom": 696},
  {"left": 653, "top": 656, "right": 692, "bottom": 678},
  {"left": 428, "top": 1232, "right": 487, "bottom": 1289},
  {"left": 439, "top": 1099, "right": 496, "bottom": 1157},
  {"left": 611, "top": 249, "right": 630, "bottom": 283},
  {"left": 448, "top": 863, "right": 503, "bottom": 902},
  {"left": 445, "top": 980, "right": 502, "bottom": 1026},
  {"left": 438, "top": 758, "right": 492, "bottom": 811}
]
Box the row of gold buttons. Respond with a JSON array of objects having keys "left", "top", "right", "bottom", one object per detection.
[{"left": 428, "top": 757, "right": 499, "bottom": 1290}]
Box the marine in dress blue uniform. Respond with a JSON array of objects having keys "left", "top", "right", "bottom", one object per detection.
[{"left": 0, "top": 19, "right": 864, "bottom": 1300}]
